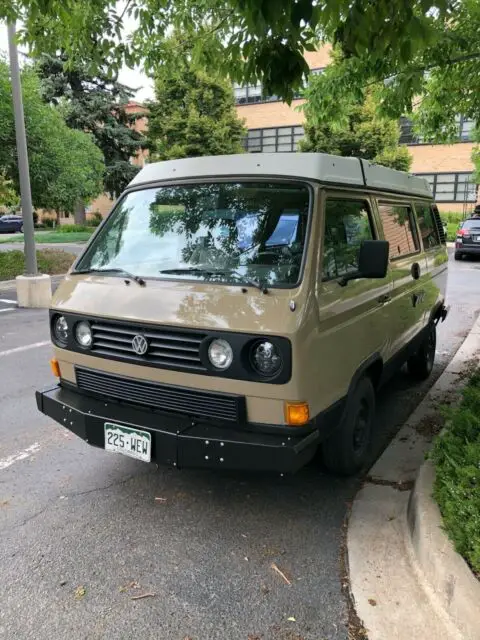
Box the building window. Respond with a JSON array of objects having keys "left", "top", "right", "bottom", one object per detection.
[
  {"left": 400, "top": 115, "right": 476, "bottom": 145},
  {"left": 399, "top": 117, "right": 423, "bottom": 145},
  {"left": 416, "top": 173, "right": 477, "bottom": 203},
  {"left": 234, "top": 68, "right": 324, "bottom": 105},
  {"left": 244, "top": 126, "right": 305, "bottom": 153},
  {"left": 458, "top": 116, "right": 476, "bottom": 141}
]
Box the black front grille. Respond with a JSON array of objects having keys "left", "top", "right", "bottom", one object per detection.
[
  {"left": 75, "top": 367, "right": 245, "bottom": 423},
  {"left": 90, "top": 320, "right": 207, "bottom": 372}
]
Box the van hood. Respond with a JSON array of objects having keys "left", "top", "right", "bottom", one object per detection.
[{"left": 52, "top": 274, "right": 309, "bottom": 335}]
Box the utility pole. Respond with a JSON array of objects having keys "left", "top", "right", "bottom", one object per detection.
[{"left": 7, "top": 21, "right": 37, "bottom": 276}]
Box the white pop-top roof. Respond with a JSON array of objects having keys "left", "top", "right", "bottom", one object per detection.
[{"left": 130, "top": 153, "right": 432, "bottom": 199}]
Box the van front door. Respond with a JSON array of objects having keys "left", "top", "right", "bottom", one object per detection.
[{"left": 312, "top": 194, "right": 394, "bottom": 413}]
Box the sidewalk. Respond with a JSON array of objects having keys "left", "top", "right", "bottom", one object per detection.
[
  {"left": 348, "top": 314, "right": 480, "bottom": 640},
  {"left": 0, "top": 242, "right": 85, "bottom": 255}
]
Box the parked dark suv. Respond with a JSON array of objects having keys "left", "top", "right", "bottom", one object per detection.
[
  {"left": 0, "top": 214, "right": 24, "bottom": 234},
  {"left": 454, "top": 216, "right": 480, "bottom": 260}
]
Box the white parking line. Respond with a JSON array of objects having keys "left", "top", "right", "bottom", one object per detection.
[
  {"left": 0, "top": 299, "right": 17, "bottom": 305},
  {"left": 0, "top": 341, "right": 50, "bottom": 358},
  {"left": 0, "top": 443, "right": 41, "bottom": 471}
]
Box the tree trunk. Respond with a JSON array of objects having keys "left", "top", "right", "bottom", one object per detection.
[{"left": 74, "top": 199, "right": 86, "bottom": 225}]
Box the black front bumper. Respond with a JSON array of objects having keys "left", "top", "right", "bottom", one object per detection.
[{"left": 36, "top": 385, "right": 319, "bottom": 473}]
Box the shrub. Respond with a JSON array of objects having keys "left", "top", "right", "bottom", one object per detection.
[
  {"left": 0, "top": 249, "right": 75, "bottom": 280},
  {"left": 430, "top": 371, "right": 480, "bottom": 575},
  {"left": 446, "top": 222, "right": 459, "bottom": 242},
  {"left": 57, "top": 224, "right": 91, "bottom": 233},
  {"left": 440, "top": 211, "right": 464, "bottom": 224},
  {"left": 86, "top": 211, "right": 103, "bottom": 227},
  {"left": 42, "top": 218, "right": 56, "bottom": 228}
]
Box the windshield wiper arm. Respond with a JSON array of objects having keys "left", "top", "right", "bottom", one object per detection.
[
  {"left": 72, "top": 268, "right": 146, "bottom": 286},
  {"left": 225, "top": 270, "right": 268, "bottom": 294},
  {"left": 159, "top": 268, "right": 212, "bottom": 276},
  {"left": 159, "top": 267, "right": 268, "bottom": 293}
]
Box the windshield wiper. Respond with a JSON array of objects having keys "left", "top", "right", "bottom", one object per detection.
[
  {"left": 159, "top": 267, "right": 213, "bottom": 276},
  {"left": 72, "top": 268, "right": 146, "bottom": 287},
  {"left": 159, "top": 267, "right": 268, "bottom": 293}
]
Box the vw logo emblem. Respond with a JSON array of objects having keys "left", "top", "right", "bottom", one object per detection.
[{"left": 132, "top": 334, "right": 149, "bottom": 356}]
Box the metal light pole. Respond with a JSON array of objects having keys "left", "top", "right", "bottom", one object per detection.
[{"left": 7, "top": 21, "right": 37, "bottom": 276}]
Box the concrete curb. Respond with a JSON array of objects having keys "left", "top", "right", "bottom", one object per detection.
[
  {"left": 407, "top": 461, "right": 480, "bottom": 640},
  {"left": 0, "top": 273, "right": 66, "bottom": 292},
  {"left": 348, "top": 313, "right": 480, "bottom": 639}
]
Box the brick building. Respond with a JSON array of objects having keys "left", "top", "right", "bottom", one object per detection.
[{"left": 236, "top": 47, "right": 478, "bottom": 213}]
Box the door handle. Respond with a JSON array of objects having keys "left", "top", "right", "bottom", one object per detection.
[{"left": 377, "top": 294, "right": 391, "bottom": 304}]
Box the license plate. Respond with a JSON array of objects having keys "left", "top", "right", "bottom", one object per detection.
[{"left": 104, "top": 423, "right": 151, "bottom": 462}]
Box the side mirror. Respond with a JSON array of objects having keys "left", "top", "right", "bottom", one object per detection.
[{"left": 339, "top": 240, "right": 389, "bottom": 286}]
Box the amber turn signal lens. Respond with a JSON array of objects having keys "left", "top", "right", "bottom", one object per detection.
[
  {"left": 285, "top": 401, "right": 310, "bottom": 426},
  {"left": 50, "top": 358, "right": 61, "bottom": 378}
]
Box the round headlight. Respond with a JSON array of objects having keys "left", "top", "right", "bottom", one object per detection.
[
  {"left": 75, "top": 321, "right": 92, "bottom": 348},
  {"left": 208, "top": 339, "right": 233, "bottom": 370},
  {"left": 53, "top": 315, "right": 69, "bottom": 345},
  {"left": 251, "top": 340, "right": 282, "bottom": 377}
]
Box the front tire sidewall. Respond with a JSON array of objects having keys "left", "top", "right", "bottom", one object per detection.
[{"left": 322, "top": 377, "right": 375, "bottom": 476}]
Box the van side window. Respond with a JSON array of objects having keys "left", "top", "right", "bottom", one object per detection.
[
  {"left": 378, "top": 203, "right": 419, "bottom": 259},
  {"left": 415, "top": 203, "right": 441, "bottom": 249},
  {"left": 322, "top": 200, "right": 374, "bottom": 281}
]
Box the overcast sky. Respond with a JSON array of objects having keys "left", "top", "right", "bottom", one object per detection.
[{"left": 0, "top": 21, "right": 154, "bottom": 102}]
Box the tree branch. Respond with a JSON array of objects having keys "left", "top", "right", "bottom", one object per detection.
[{"left": 366, "top": 50, "right": 480, "bottom": 89}]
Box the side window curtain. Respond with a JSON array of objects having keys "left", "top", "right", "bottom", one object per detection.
[
  {"left": 378, "top": 203, "right": 419, "bottom": 259},
  {"left": 322, "top": 199, "right": 374, "bottom": 281},
  {"left": 415, "top": 202, "right": 442, "bottom": 249}
]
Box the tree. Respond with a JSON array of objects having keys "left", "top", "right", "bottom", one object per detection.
[
  {"left": 300, "top": 88, "right": 412, "bottom": 171},
  {"left": 3, "top": 0, "right": 455, "bottom": 104},
  {"left": 294, "top": 2, "right": 480, "bottom": 146},
  {"left": 0, "top": 59, "right": 104, "bottom": 218},
  {"left": 36, "top": 53, "right": 146, "bottom": 222},
  {"left": 147, "top": 34, "right": 246, "bottom": 161},
  {"left": 0, "top": 172, "right": 20, "bottom": 210}
]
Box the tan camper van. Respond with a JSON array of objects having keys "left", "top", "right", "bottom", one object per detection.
[{"left": 36, "top": 153, "right": 448, "bottom": 475}]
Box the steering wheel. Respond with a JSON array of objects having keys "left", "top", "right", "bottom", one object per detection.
[{"left": 256, "top": 250, "right": 281, "bottom": 259}]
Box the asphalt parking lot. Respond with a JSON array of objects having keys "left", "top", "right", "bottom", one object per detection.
[{"left": 0, "top": 251, "right": 479, "bottom": 640}]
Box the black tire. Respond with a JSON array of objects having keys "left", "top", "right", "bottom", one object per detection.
[
  {"left": 19, "top": 224, "right": 24, "bottom": 233},
  {"left": 407, "top": 323, "right": 436, "bottom": 381},
  {"left": 322, "top": 376, "right": 375, "bottom": 476},
  {"left": 454, "top": 252, "right": 462, "bottom": 261}
]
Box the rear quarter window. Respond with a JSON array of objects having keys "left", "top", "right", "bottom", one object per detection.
[{"left": 415, "top": 203, "right": 442, "bottom": 249}]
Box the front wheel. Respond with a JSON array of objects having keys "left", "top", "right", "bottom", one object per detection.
[
  {"left": 19, "top": 224, "right": 24, "bottom": 233},
  {"left": 322, "top": 376, "right": 375, "bottom": 476},
  {"left": 407, "top": 323, "right": 436, "bottom": 381}
]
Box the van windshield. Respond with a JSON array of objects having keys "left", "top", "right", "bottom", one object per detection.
[{"left": 76, "top": 182, "right": 311, "bottom": 288}]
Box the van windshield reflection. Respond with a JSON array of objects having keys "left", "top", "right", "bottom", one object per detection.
[{"left": 75, "top": 182, "right": 311, "bottom": 288}]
